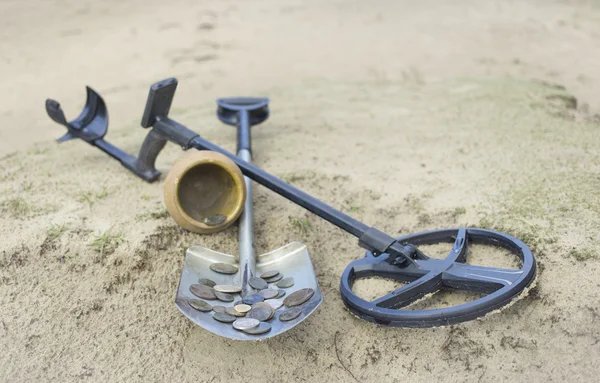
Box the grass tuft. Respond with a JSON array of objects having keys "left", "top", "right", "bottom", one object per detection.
[{"left": 289, "top": 217, "right": 313, "bottom": 234}]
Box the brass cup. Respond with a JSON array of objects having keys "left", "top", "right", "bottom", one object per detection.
[{"left": 164, "top": 151, "right": 246, "bottom": 234}]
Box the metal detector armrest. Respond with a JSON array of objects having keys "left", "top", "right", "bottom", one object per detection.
[{"left": 45, "top": 78, "right": 198, "bottom": 182}]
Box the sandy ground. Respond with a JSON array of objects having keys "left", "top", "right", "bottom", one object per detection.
[{"left": 1, "top": 0, "right": 600, "bottom": 382}]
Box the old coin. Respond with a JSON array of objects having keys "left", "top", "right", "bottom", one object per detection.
[
  {"left": 279, "top": 307, "right": 302, "bottom": 321},
  {"left": 190, "top": 284, "right": 216, "bottom": 300},
  {"left": 233, "top": 318, "right": 260, "bottom": 331},
  {"left": 276, "top": 277, "right": 294, "bottom": 288},
  {"left": 203, "top": 214, "right": 226, "bottom": 226},
  {"left": 284, "top": 288, "right": 315, "bottom": 307},
  {"left": 252, "top": 302, "right": 275, "bottom": 320},
  {"left": 276, "top": 289, "right": 286, "bottom": 298},
  {"left": 198, "top": 278, "right": 216, "bottom": 287},
  {"left": 234, "top": 304, "right": 252, "bottom": 314},
  {"left": 258, "top": 289, "right": 279, "bottom": 300},
  {"left": 225, "top": 307, "right": 246, "bottom": 317},
  {"left": 212, "top": 305, "right": 226, "bottom": 313},
  {"left": 188, "top": 299, "right": 212, "bottom": 312},
  {"left": 209, "top": 263, "right": 238, "bottom": 275},
  {"left": 213, "top": 312, "right": 236, "bottom": 323},
  {"left": 213, "top": 284, "right": 242, "bottom": 294},
  {"left": 264, "top": 273, "right": 283, "bottom": 283},
  {"left": 242, "top": 322, "right": 271, "bottom": 335},
  {"left": 249, "top": 276, "right": 268, "bottom": 290},
  {"left": 260, "top": 270, "right": 279, "bottom": 279},
  {"left": 266, "top": 299, "right": 283, "bottom": 310},
  {"left": 214, "top": 291, "right": 234, "bottom": 303},
  {"left": 246, "top": 304, "right": 273, "bottom": 322},
  {"left": 242, "top": 294, "right": 265, "bottom": 305}
]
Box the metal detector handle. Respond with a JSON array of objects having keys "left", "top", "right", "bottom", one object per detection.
[{"left": 133, "top": 129, "right": 168, "bottom": 178}]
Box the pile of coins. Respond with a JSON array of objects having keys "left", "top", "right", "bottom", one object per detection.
[{"left": 187, "top": 263, "right": 315, "bottom": 336}]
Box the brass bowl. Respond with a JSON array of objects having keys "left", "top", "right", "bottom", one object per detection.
[{"left": 164, "top": 151, "right": 246, "bottom": 234}]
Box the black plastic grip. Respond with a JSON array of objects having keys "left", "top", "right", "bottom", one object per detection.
[{"left": 133, "top": 129, "right": 167, "bottom": 181}]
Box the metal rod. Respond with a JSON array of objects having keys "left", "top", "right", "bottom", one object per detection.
[
  {"left": 237, "top": 148, "right": 255, "bottom": 297},
  {"left": 237, "top": 111, "right": 251, "bottom": 153},
  {"left": 236, "top": 109, "right": 256, "bottom": 297},
  {"left": 190, "top": 136, "right": 370, "bottom": 239}
]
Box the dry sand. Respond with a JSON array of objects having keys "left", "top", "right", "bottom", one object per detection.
[{"left": 1, "top": 0, "right": 600, "bottom": 382}]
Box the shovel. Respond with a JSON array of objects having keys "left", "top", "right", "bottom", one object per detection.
[{"left": 174, "top": 97, "right": 323, "bottom": 340}]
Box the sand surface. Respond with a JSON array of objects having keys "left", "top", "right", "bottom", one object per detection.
[{"left": 1, "top": 0, "right": 600, "bottom": 382}]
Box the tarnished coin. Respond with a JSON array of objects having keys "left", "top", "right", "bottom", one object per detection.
[
  {"left": 213, "top": 284, "right": 242, "bottom": 294},
  {"left": 260, "top": 270, "right": 280, "bottom": 279},
  {"left": 279, "top": 307, "right": 302, "bottom": 321},
  {"left": 266, "top": 299, "right": 283, "bottom": 310},
  {"left": 264, "top": 273, "right": 283, "bottom": 283},
  {"left": 277, "top": 289, "right": 286, "bottom": 298},
  {"left": 276, "top": 277, "right": 294, "bottom": 288},
  {"left": 233, "top": 318, "right": 260, "bottom": 331},
  {"left": 234, "top": 304, "right": 251, "bottom": 313},
  {"left": 214, "top": 291, "right": 234, "bottom": 303},
  {"left": 259, "top": 289, "right": 279, "bottom": 300},
  {"left": 189, "top": 299, "right": 212, "bottom": 312},
  {"left": 284, "top": 288, "right": 315, "bottom": 307},
  {"left": 252, "top": 302, "right": 275, "bottom": 320},
  {"left": 213, "top": 312, "right": 236, "bottom": 323},
  {"left": 242, "top": 294, "right": 265, "bottom": 305},
  {"left": 252, "top": 302, "right": 272, "bottom": 310},
  {"left": 209, "top": 263, "right": 238, "bottom": 275},
  {"left": 241, "top": 289, "right": 259, "bottom": 298},
  {"left": 212, "top": 305, "right": 226, "bottom": 313},
  {"left": 242, "top": 322, "right": 271, "bottom": 335},
  {"left": 246, "top": 305, "right": 273, "bottom": 322},
  {"left": 198, "top": 278, "right": 216, "bottom": 287},
  {"left": 203, "top": 214, "right": 226, "bottom": 226},
  {"left": 225, "top": 307, "right": 246, "bottom": 317},
  {"left": 190, "top": 284, "right": 216, "bottom": 300},
  {"left": 249, "top": 276, "right": 268, "bottom": 290}
]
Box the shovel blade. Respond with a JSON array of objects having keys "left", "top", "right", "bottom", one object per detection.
[{"left": 175, "top": 241, "right": 322, "bottom": 340}]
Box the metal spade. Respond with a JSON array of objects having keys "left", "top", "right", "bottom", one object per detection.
[{"left": 174, "top": 97, "right": 323, "bottom": 340}]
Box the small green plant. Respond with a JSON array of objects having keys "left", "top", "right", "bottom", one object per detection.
[
  {"left": 80, "top": 187, "right": 109, "bottom": 206},
  {"left": 2, "top": 197, "right": 30, "bottom": 217},
  {"left": 88, "top": 231, "right": 125, "bottom": 255},
  {"left": 149, "top": 208, "right": 169, "bottom": 219},
  {"left": 80, "top": 192, "right": 95, "bottom": 206},
  {"left": 30, "top": 148, "right": 49, "bottom": 155},
  {"left": 289, "top": 217, "right": 312, "bottom": 234},
  {"left": 404, "top": 195, "right": 424, "bottom": 213},
  {"left": 141, "top": 194, "right": 152, "bottom": 201},
  {"left": 349, "top": 205, "right": 362, "bottom": 213},
  {"left": 58, "top": 253, "right": 75, "bottom": 263},
  {"left": 23, "top": 182, "right": 33, "bottom": 191},
  {"left": 47, "top": 223, "right": 67, "bottom": 241},
  {"left": 568, "top": 247, "right": 597, "bottom": 262},
  {"left": 451, "top": 207, "right": 467, "bottom": 220},
  {"left": 96, "top": 188, "right": 108, "bottom": 200},
  {"left": 417, "top": 213, "right": 432, "bottom": 225}
]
